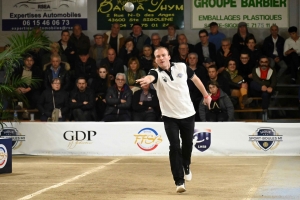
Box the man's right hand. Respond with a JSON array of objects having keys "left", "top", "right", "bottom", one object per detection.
[
  {"left": 121, "top": 99, "right": 126, "bottom": 103},
  {"left": 261, "top": 85, "right": 267, "bottom": 91}
]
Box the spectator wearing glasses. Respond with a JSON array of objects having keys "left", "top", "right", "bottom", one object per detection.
[{"left": 195, "top": 29, "right": 217, "bottom": 65}]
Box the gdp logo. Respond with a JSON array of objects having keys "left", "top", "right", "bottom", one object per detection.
[
  {"left": 63, "top": 130, "right": 97, "bottom": 149},
  {"left": 0, "top": 144, "right": 8, "bottom": 169},
  {"left": 193, "top": 129, "right": 211, "bottom": 152},
  {"left": 249, "top": 127, "right": 282, "bottom": 151},
  {"left": 0, "top": 127, "right": 25, "bottom": 150},
  {"left": 134, "top": 128, "right": 162, "bottom": 151}
]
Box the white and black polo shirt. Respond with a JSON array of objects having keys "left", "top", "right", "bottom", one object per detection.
[{"left": 149, "top": 62, "right": 195, "bottom": 119}]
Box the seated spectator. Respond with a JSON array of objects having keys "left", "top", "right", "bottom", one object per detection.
[
  {"left": 89, "top": 33, "right": 109, "bottom": 67},
  {"left": 199, "top": 80, "right": 234, "bottom": 121},
  {"left": 132, "top": 82, "right": 159, "bottom": 121},
  {"left": 150, "top": 33, "right": 166, "bottom": 54},
  {"left": 103, "top": 23, "right": 124, "bottom": 55},
  {"left": 242, "top": 35, "right": 262, "bottom": 68},
  {"left": 100, "top": 48, "right": 124, "bottom": 83},
  {"left": 119, "top": 38, "right": 139, "bottom": 68},
  {"left": 172, "top": 34, "right": 195, "bottom": 57},
  {"left": 250, "top": 56, "right": 277, "bottom": 110},
  {"left": 238, "top": 51, "right": 255, "bottom": 84},
  {"left": 284, "top": 26, "right": 300, "bottom": 83},
  {"left": 44, "top": 55, "right": 71, "bottom": 91},
  {"left": 232, "top": 22, "right": 254, "bottom": 53},
  {"left": 216, "top": 38, "right": 239, "bottom": 73},
  {"left": 262, "top": 25, "right": 287, "bottom": 80},
  {"left": 13, "top": 54, "right": 43, "bottom": 109},
  {"left": 128, "top": 23, "right": 151, "bottom": 54},
  {"left": 171, "top": 43, "right": 189, "bottom": 64},
  {"left": 90, "top": 66, "right": 111, "bottom": 121},
  {"left": 198, "top": 57, "right": 214, "bottom": 84},
  {"left": 223, "top": 59, "right": 252, "bottom": 109},
  {"left": 125, "top": 57, "right": 146, "bottom": 92},
  {"left": 195, "top": 29, "right": 217, "bottom": 65},
  {"left": 74, "top": 48, "right": 97, "bottom": 86},
  {"left": 69, "top": 24, "right": 90, "bottom": 53},
  {"left": 69, "top": 77, "right": 95, "bottom": 121},
  {"left": 161, "top": 23, "right": 178, "bottom": 55},
  {"left": 103, "top": 73, "right": 132, "bottom": 121},
  {"left": 37, "top": 78, "right": 69, "bottom": 121},
  {"left": 208, "top": 22, "right": 226, "bottom": 51},
  {"left": 58, "top": 30, "right": 77, "bottom": 70},
  {"left": 207, "top": 65, "right": 231, "bottom": 96},
  {"left": 41, "top": 42, "right": 68, "bottom": 67},
  {"left": 187, "top": 53, "right": 203, "bottom": 121},
  {"left": 139, "top": 44, "right": 154, "bottom": 74}
]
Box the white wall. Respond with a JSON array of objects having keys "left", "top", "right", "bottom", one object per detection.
[{"left": 0, "top": 0, "right": 299, "bottom": 46}]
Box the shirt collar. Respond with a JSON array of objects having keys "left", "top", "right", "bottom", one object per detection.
[{"left": 158, "top": 62, "right": 174, "bottom": 72}]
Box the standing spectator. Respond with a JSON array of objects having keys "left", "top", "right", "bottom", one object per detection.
[
  {"left": 37, "top": 78, "right": 69, "bottom": 121},
  {"left": 199, "top": 80, "right": 234, "bottom": 121},
  {"left": 284, "top": 26, "right": 300, "bottom": 83},
  {"left": 128, "top": 23, "right": 151, "bottom": 54},
  {"left": 194, "top": 29, "right": 217, "bottom": 65},
  {"left": 103, "top": 23, "right": 124, "bottom": 55},
  {"left": 223, "top": 59, "right": 252, "bottom": 109},
  {"left": 70, "top": 24, "right": 90, "bottom": 53},
  {"left": 58, "top": 30, "right": 77, "bottom": 69},
  {"left": 119, "top": 38, "right": 139, "bottom": 68},
  {"left": 171, "top": 43, "right": 189, "bottom": 64},
  {"left": 125, "top": 57, "right": 146, "bottom": 92},
  {"left": 263, "top": 25, "right": 287, "bottom": 80},
  {"left": 89, "top": 33, "right": 109, "bottom": 67},
  {"left": 139, "top": 44, "right": 154, "bottom": 74},
  {"left": 74, "top": 49, "right": 97, "bottom": 86},
  {"left": 216, "top": 38, "right": 239, "bottom": 73},
  {"left": 232, "top": 22, "right": 254, "bottom": 53},
  {"left": 90, "top": 66, "right": 111, "bottom": 121},
  {"left": 161, "top": 23, "right": 179, "bottom": 55},
  {"left": 103, "top": 73, "right": 132, "bottom": 122},
  {"left": 13, "top": 54, "right": 43, "bottom": 109},
  {"left": 44, "top": 55, "right": 71, "bottom": 91},
  {"left": 100, "top": 48, "right": 124, "bottom": 83},
  {"left": 69, "top": 77, "right": 95, "bottom": 121},
  {"left": 250, "top": 56, "right": 277, "bottom": 110},
  {"left": 208, "top": 22, "right": 226, "bottom": 51},
  {"left": 172, "top": 34, "right": 195, "bottom": 57},
  {"left": 132, "top": 83, "right": 159, "bottom": 121}
]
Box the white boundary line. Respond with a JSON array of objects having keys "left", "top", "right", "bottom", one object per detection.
[
  {"left": 17, "top": 158, "right": 121, "bottom": 200},
  {"left": 243, "top": 157, "right": 273, "bottom": 200}
]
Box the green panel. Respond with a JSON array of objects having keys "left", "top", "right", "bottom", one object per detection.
[{"left": 97, "top": 0, "right": 184, "bottom": 30}]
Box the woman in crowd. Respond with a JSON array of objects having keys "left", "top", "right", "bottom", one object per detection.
[
  {"left": 125, "top": 57, "right": 146, "bottom": 93},
  {"left": 199, "top": 80, "right": 234, "bottom": 121},
  {"left": 119, "top": 38, "right": 139, "bottom": 68}
]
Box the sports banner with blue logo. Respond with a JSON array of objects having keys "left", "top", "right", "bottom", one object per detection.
[
  {"left": 2, "top": 0, "right": 88, "bottom": 31},
  {"left": 1, "top": 122, "right": 300, "bottom": 156}
]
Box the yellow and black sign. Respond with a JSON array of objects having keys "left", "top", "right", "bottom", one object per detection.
[{"left": 97, "top": 0, "right": 184, "bottom": 30}]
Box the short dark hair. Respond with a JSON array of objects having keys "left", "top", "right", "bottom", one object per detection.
[
  {"left": 288, "top": 26, "right": 297, "bottom": 33},
  {"left": 199, "top": 29, "right": 208, "bottom": 36},
  {"left": 76, "top": 77, "right": 86, "bottom": 83},
  {"left": 245, "top": 35, "right": 256, "bottom": 44},
  {"left": 61, "top": 29, "right": 70, "bottom": 36},
  {"left": 51, "top": 78, "right": 61, "bottom": 84},
  {"left": 207, "top": 80, "right": 219, "bottom": 88},
  {"left": 208, "top": 65, "right": 218, "bottom": 71},
  {"left": 209, "top": 22, "right": 218, "bottom": 27},
  {"left": 23, "top": 53, "right": 34, "bottom": 60}
]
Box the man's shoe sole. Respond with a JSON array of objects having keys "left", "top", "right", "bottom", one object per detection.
[{"left": 176, "top": 186, "right": 186, "bottom": 193}]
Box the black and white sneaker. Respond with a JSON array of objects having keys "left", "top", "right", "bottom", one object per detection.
[
  {"left": 176, "top": 182, "right": 186, "bottom": 193},
  {"left": 183, "top": 165, "right": 192, "bottom": 182}
]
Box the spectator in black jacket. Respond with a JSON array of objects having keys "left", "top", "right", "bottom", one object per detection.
[
  {"left": 263, "top": 25, "right": 287, "bottom": 80},
  {"left": 194, "top": 29, "right": 217, "bottom": 65},
  {"left": 139, "top": 44, "right": 154, "bottom": 74},
  {"left": 74, "top": 48, "right": 97, "bottom": 86},
  {"left": 207, "top": 65, "right": 230, "bottom": 96},
  {"left": 69, "top": 24, "right": 90, "bottom": 53},
  {"left": 119, "top": 38, "right": 139, "bottom": 68},
  {"left": 100, "top": 48, "right": 124, "bottom": 83},
  {"left": 44, "top": 55, "right": 71, "bottom": 91},
  {"left": 161, "top": 23, "right": 178, "bottom": 55},
  {"left": 13, "top": 54, "right": 43, "bottom": 109},
  {"left": 238, "top": 51, "right": 255, "bottom": 84},
  {"left": 37, "top": 78, "right": 69, "bottom": 121},
  {"left": 171, "top": 43, "right": 189, "bottom": 64},
  {"left": 103, "top": 73, "right": 132, "bottom": 121},
  {"left": 132, "top": 83, "right": 159, "bottom": 121},
  {"left": 58, "top": 29, "right": 77, "bottom": 70},
  {"left": 172, "top": 34, "right": 195, "bottom": 57},
  {"left": 242, "top": 36, "right": 262, "bottom": 68},
  {"left": 232, "top": 22, "right": 254, "bottom": 53},
  {"left": 216, "top": 38, "right": 239, "bottom": 73},
  {"left": 69, "top": 77, "right": 95, "bottom": 121}
]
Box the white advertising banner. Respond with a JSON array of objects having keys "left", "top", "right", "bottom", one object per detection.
[
  {"left": 192, "top": 0, "right": 289, "bottom": 29},
  {"left": 2, "top": 0, "right": 88, "bottom": 31},
  {"left": 0, "top": 122, "right": 299, "bottom": 156}
]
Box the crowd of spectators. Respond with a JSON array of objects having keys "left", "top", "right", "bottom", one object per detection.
[{"left": 3, "top": 21, "right": 300, "bottom": 122}]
